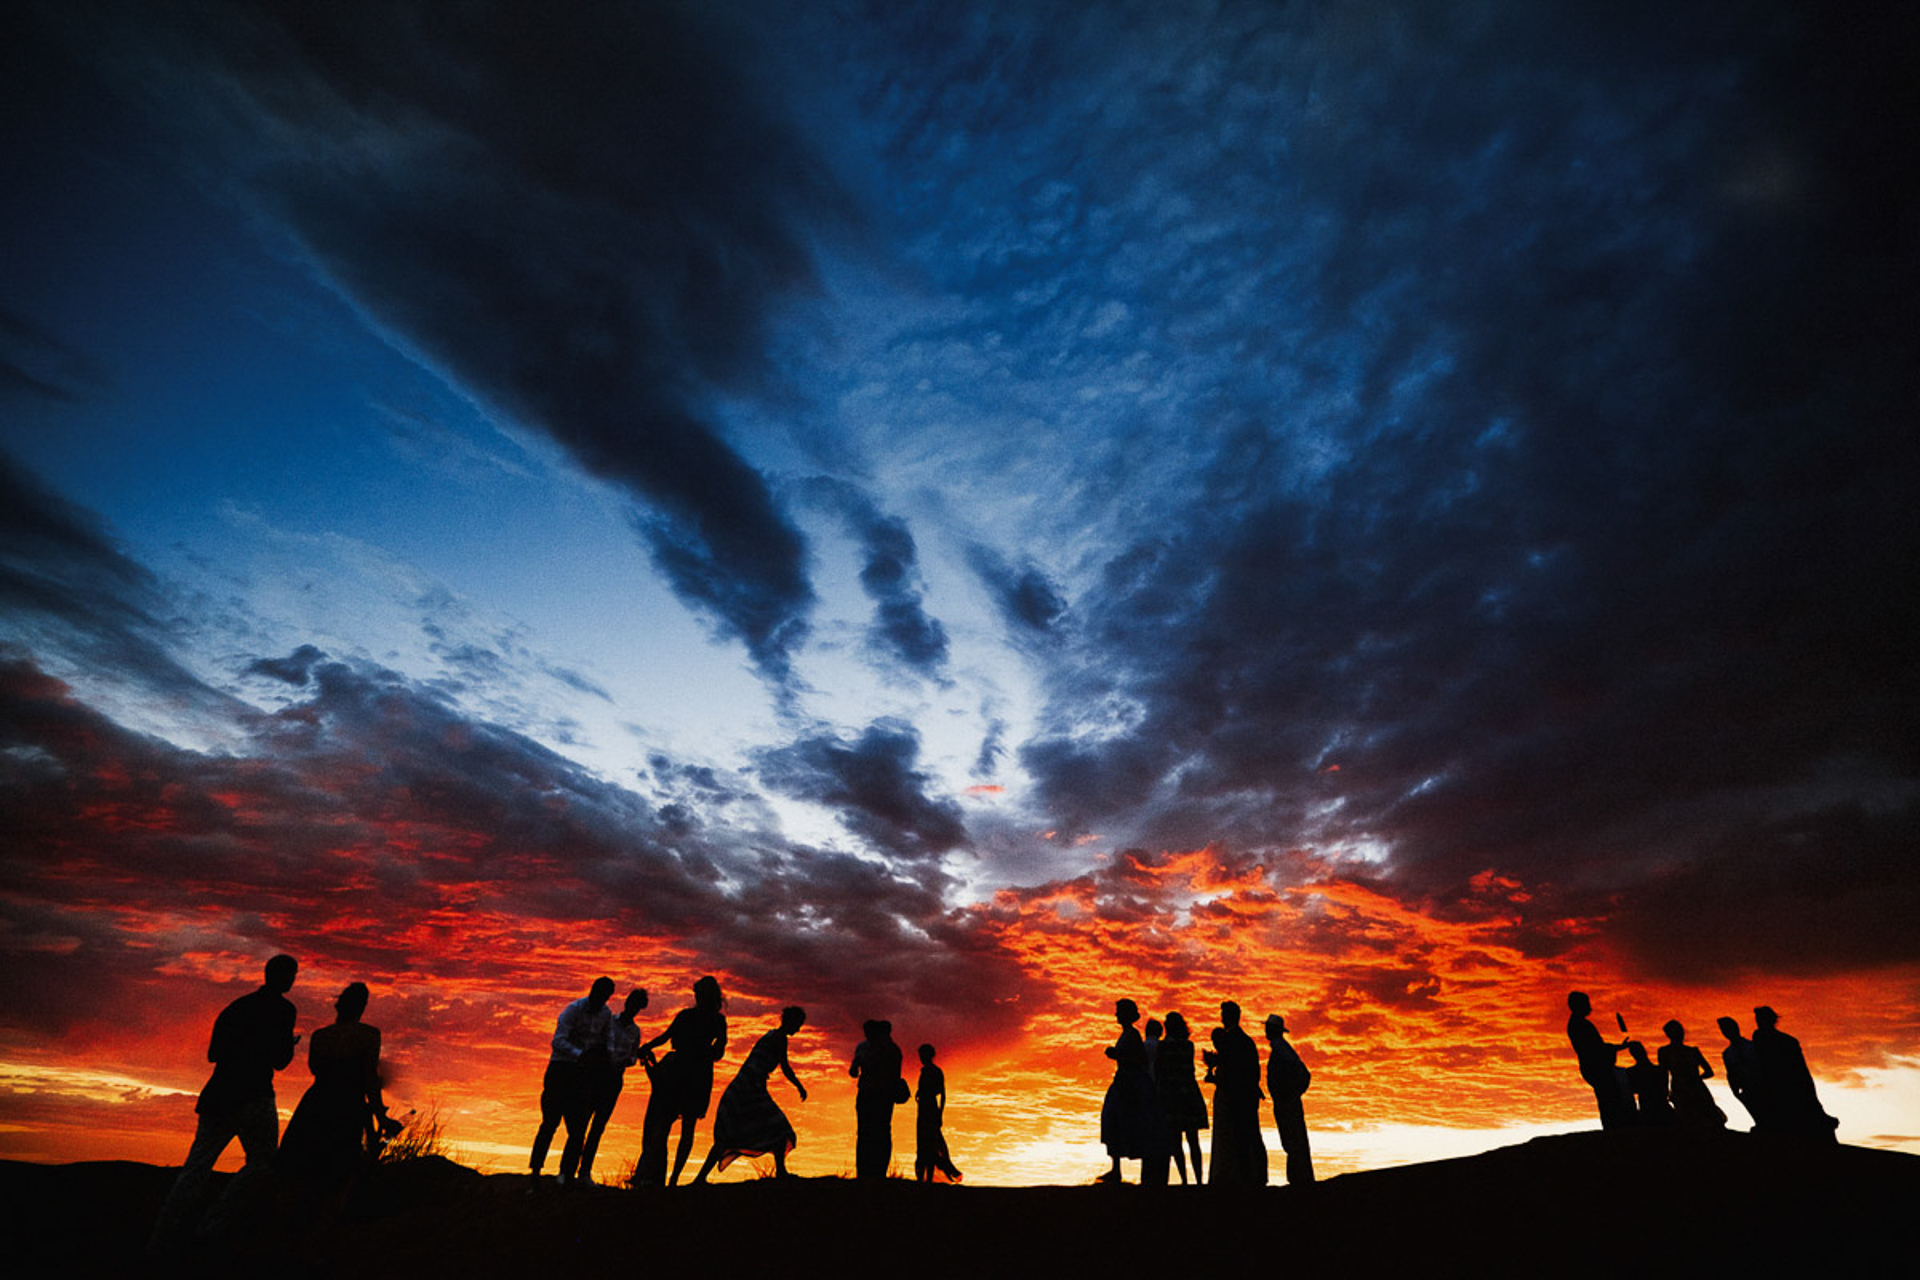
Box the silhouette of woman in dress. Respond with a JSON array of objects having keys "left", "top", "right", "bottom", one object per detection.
[
  {"left": 279, "top": 982, "right": 397, "bottom": 1187},
  {"left": 693, "top": 1005, "right": 806, "bottom": 1181},
  {"left": 636, "top": 975, "right": 728, "bottom": 1185},
  {"left": 1203, "top": 1001, "right": 1266, "bottom": 1185},
  {"left": 1158, "top": 1011, "right": 1208, "bottom": 1185},
  {"left": 1097, "top": 998, "right": 1156, "bottom": 1183},
  {"left": 914, "top": 1043, "right": 963, "bottom": 1183},
  {"left": 1659, "top": 1020, "right": 1725, "bottom": 1130}
]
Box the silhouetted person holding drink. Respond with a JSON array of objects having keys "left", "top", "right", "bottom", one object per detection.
[
  {"left": 1158, "top": 1010, "right": 1208, "bottom": 1184},
  {"left": 1752, "top": 1005, "right": 1838, "bottom": 1142},
  {"left": 915, "top": 1043, "right": 963, "bottom": 1182},
  {"left": 1659, "top": 1020, "right": 1724, "bottom": 1130},
  {"left": 637, "top": 975, "right": 728, "bottom": 1185},
  {"left": 531, "top": 976, "right": 615, "bottom": 1185},
  {"left": 1718, "top": 1015, "right": 1765, "bottom": 1130},
  {"left": 579, "top": 987, "right": 647, "bottom": 1183},
  {"left": 1566, "top": 991, "right": 1631, "bottom": 1131},
  {"left": 280, "top": 981, "right": 398, "bottom": 1188},
  {"left": 850, "top": 1018, "right": 904, "bottom": 1179},
  {"left": 1263, "top": 1014, "right": 1314, "bottom": 1185},
  {"left": 1204, "top": 1001, "right": 1266, "bottom": 1185},
  {"left": 149, "top": 953, "right": 300, "bottom": 1257}
]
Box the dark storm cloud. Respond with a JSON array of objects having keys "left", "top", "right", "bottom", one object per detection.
[
  {"left": 756, "top": 719, "right": 969, "bottom": 861},
  {"left": 65, "top": 1, "right": 855, "bottom": 686},
  {"left": 964, "top": 543, "right": 1066, "bottom": 638},
  {"left": 881, "top": 2, "right": 1919, "bottom": 975},
  {"left": 0, "top": 645, "right": 1035, "bottom": 1048},
  {"left": 797, "top": 478, "right": 949, "bottom": 676},
  {"left": 0, "top": 454, "right": 222, "bottom": 704}
]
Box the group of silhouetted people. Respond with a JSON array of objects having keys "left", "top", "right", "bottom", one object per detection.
[
  {"left": 526, "top": 975, "right": 963, "bottom": 1187},
  {"left": 148, "top": 955, "right": 401, "bottom": 1261},
  {"left": 1099, "top": 998, "right": 1315, "bottom": 1187},
  {"left": 1566, "top": 991, "right": 1838, "bottom": 1140}
]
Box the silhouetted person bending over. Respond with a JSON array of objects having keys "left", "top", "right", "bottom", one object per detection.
[
  {"left": 1659, "top": 1020, "right": 1724, "bottom": 1130},
  {"left": 1566, "top": 992, "right": 1631, "bottom": 1131},
  {"left": 850, "top": 1018, "right": 904, "bottom": 1179},
  {"left": 637, "top": 975, "right": 728, "bottom": 1185},
  {"left": 1752, "top": 1006, "right": 1838, "bottom": 1142},
  {"left": 1204, "top": 1001, "right": 1266, "bottom": 1185},
  {"left": 579, "top": 987, "right": 647, "bottom": 1184},
  {"left": 1263, "top": 1014, "right": 1314, "bottom": 1185},
  {"left": 694, "top": 1004, "right": 808, "bottom": 1182},
  {"left": 531, "top": 976, "right": 615, "bottom": 1185},
  {"left": 1717, "top": 1016, "right": 1765, "bottom": 1130},
  {"left": 149, "top": 954, "right": 300, "bottom": 1257},
  {"left": 915, "top": 1043, "right": 963, "bottom": 1182}
]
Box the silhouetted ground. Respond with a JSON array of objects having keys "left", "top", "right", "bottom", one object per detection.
[{"left": 11, "top": 1130, "right": 1916, "bottom": 1278}]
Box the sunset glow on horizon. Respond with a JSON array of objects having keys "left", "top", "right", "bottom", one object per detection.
[{"left": 4, "top": 1, "right": 1916, "bottom": 1185}]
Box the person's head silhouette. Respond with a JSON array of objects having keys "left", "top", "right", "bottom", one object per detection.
[
  {"left": 1165, "top": 1010, "right": 1190, "bottom": 1042},
  {"left": 1567, "top": 991, "right": 1592, "bottom": 1016},
  {"left": 1717, "top": 1016, "right": 1742, "bottom": 1041},
  {"left": 780, "top": 1005, "right": 806, "bottom": 1034},
  {"left": 918, "top": 1043, "right": 936, "bottom": 1065},
  {"left": 693, "top": 975, "right": 724, "bottom": 1012},
  {"left": 336, "top": 982, "right": 369, "bottom": 1022},
  {"left": 588, "top": 976, "right": 615, "bottom": 1008},
  {"left": 1220, "top": 1000, "right": 1241, "bottom": 1029},
  {"left": 623, "top": 988, "right": 648, "bottom": 1018},
  {"left": 1662, "top": 1019, "right": 1686, "bottom": 1045},
  {"left": 264, "top": 954, "right": 298, "bottom": 994},
  {"left": 1263, "top": 1014, "right": 1287, "bottom": 1041},
  {"left": 1115, "top": 998, "right": 1139, "bottom": 1028},
  {"left": 1754, "top": 1005, "right": 1780, "bottom": 1031}
]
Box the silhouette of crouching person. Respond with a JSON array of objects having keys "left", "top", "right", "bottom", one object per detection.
[{"left": 149, "top": 954, "right": 300, "bottom": 1258}]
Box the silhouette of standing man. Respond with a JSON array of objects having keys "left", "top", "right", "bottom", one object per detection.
[
  {"left": 1263, "top": 1014, "right": 1315, "bottom": 1185},
  {"left": 850, "top": 1019, "right": 904, "bottom": 1179},
  {"left": 1566, "top": 992, "right": 1631, "bottom": 1131},
  {"left": 149, "top": 954, "right": 299, "bottom": 1257},
  {"left": 530, "top": 976, "right": 616, "bottom": 1184},
  {"left": 1717, "top": 1015, "right": 1765, "bottom": 1130}
]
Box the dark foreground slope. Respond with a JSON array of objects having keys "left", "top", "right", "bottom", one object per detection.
[{"left": 9, "top": 1131, "right": 1916, "bottom": 1278}]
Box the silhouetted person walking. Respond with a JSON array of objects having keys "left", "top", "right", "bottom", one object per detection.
[
  {"left": 1263, "top": 1014, "right": 1314, "bottom": 1186},
  {"left": 1204, "top": 1001, "right": 1266, "bottom": 1185},
  {"left": 694, "top": 1005, "right": 808, "bottom": 1182},
  {"left": 637, "top": 975, "right": 728, "bottom": 1185},
  {"left": 149, "top": 954, "right": 300, "bottom": 1257},
  {"left": 280, "top": 982, "right": 397, "bottom": 1187},
  {"left": 1659, "top": 1020, "right": 1724, "bottom": 1130},
  {"left": 1158, "top": 1010, "right": 1208, "bottom": 1185},
  {"left": 850, "top": 1018, "right": 904, "bottom": 1179},
  {"left": 1097, "top": 999, "right": 1158, "bottom": 1183},
  {"left": 1752, "top": 1006, "right": 1838, "bottom": 1142},
  {"left": 530, "top": 976, "right": 615, "bottom": 1185},
  {"left": 1717, "top": 1015, "right": 1765, "bottom": 1130},
  {"left": 915, "top": 1043, "right": 963, "bottom": 1183},
  {"left": 579, "top": 987, "right": 647, "bottom": 1183},
  {"left": 1566, "top": 992, "right": 1631, "bottom": 1131}
]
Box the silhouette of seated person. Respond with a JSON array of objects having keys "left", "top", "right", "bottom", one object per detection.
[
  {"left": 1717, "top": 1015, "right": 1766, "bottom": 1131},
  {"left": 1623, "top": 1040, "right": 1673, "bottom": 1125},
  {"left": 1565, "top": 992, "right": 1631, "bottom": 1130},
  {"left": 914, "top": 1043, "right": 963, "bottom": 1183},
  {"left": 1658, "top": 1020, "right": 1724, "bottom": 1130},
  {"left": 280, "top": 981, "right": 397, "bottom": 1188},
  {"left": 148, "top": 953, "right": 300, "bottom": 1257},
  {"left": 1203, "top": 1001, "right": 1266, "bottom": 1185},
  {"left": 1751, "top": 1005, "right": 1838, "bottom": 1142}
]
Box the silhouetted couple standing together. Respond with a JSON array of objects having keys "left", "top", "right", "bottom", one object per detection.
[
  {"left": 150, "top": 955, "right": 398, "bottom": 1259},
  {"left": 1101, "top": 998, "right": 1314, "bottom": 1187},
  {"left": 530, "top": 977, "right": 651, "bottom": 1185}
]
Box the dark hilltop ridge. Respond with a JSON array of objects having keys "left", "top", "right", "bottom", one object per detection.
[{"left": 12, "top": 1132, "right": 1916, "bottom": 1278}]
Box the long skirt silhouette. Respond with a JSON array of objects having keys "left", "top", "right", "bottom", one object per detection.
[
  {"left": 279, "top": 1022, "right": 381, "bottom": 1184},
  {"left": 706, "top": 1030, "right": 797, "bottom": 1171},
  {"left": 1101, "top": 1026, "right": 1159, "bottom": 1160}
]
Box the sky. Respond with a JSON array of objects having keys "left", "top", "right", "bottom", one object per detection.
[{"left": 2, "top": 0, "right": 1916, "bottom": 1183}]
